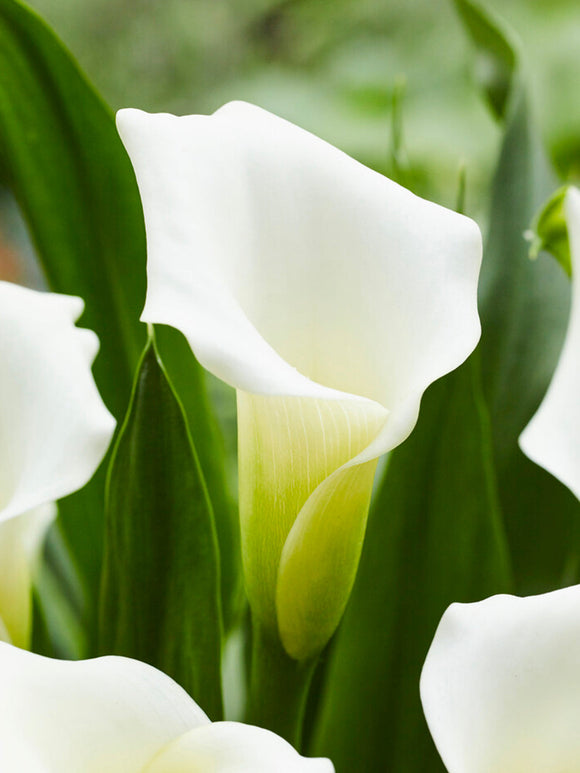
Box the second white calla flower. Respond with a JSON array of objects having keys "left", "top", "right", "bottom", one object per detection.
[
  {"left": 421, "top": 584, "right": 580, "bottom": 773},
  {"left": 117, "top": 101, "right": 482, "bottom": 660},
  {"left": 0, "top": 280, "right": 115, "bottom": 646},
  {"left": 520, "top": 186, "right": 580, "bottom": 501},
  {"left": 0, "top": 641, "right": 333, "bottom": 771}
]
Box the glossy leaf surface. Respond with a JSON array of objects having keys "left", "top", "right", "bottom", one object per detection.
[
  {"left": 100, "top": 339, "right": 223, "bottom": 720},
  {"left": 0, "top": 0, "right": 238, "bottom": 642}
]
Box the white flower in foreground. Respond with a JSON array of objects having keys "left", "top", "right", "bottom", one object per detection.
[
  {"left": 117, "top": 101, "right": 482, "bottom": 660},
  {"left": 520, "top": 186, "right": 580, "bottom": 500},
  {"left": 0, "top": 280, "right": 115, "bottom": 645},
  {"left": 421, "top": 585, "right": 580, "bottom": 773},
  {"left": 0, "top": 641, "right": 333, "bottom": 771}
]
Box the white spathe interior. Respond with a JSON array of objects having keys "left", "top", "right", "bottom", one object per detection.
[{"left": 118, "top": 101, "right": 482, "bottom": 459}]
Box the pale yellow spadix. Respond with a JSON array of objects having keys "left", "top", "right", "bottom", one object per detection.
[{"left": 117, "top": 101, "right": 482, "bottom": 661}]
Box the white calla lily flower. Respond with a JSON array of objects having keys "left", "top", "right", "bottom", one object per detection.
[
  {"left": 0, "top": 280, "right": 115, "bottom": 646},
  {"left": 0, "top": 642, "right": 333, "bottom": 772},
  {"left": 520, "top": 186, "right": 580, "bottom": 500},
  {"left": 117, "top": 101, "right": 482, "bottom": 660},
  {"left": 421, "top": 585, "right": 580, "bottom": 773}
]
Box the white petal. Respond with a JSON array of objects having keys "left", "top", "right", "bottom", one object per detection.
[
  {"left": 0, "top": 737, "right": 49, "bottom": 772},
  {"left": 0, "top": 282, "right": 116, "bottom": 521},
  {"left": 145, "top": 721, "right": 334, "bottom": 773},
  {"left": 0, "top": 502, "right": 56, "bottom": 647},
  {"left": 420, "top": 585, "right": 580, "bottom": 773},
  {"left": 118, "top": 102, "right": 481, "bottom": 455},
  {"left": 519, "top": 187, "right": 580, "bottom": 499},
  {"left": 0, "top": 642, "right": 209, "bottom": 772}
]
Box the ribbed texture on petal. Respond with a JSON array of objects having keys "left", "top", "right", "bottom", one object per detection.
[{"left": 238, "top": 391, "right": 387, "bottom": 647}]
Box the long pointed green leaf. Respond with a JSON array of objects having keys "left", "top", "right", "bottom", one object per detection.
[
  {"left": 0, "top": 0, "right": 146, "bottom": 414},
  {"left": 311, "top": 356, "right": 511, "bottom": 771},
  {"left": 0, "top": 0, "right": 240, "bottom": 645},
  {"left": 0, "top": 0, "right": 147, "bottom": 635},
  {"left": 458, "top": 0, "right": 580, "bottom": 592},
  {"left": 155, "top": 325, "right": 243, "bottom": 630},
  {"left": 100, "top": 337, "right": 223, "bottom": 719}
]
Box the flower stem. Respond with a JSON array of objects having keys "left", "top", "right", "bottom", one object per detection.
[{"left": 245, "top": 620, "right": 316, "bottom": 749}]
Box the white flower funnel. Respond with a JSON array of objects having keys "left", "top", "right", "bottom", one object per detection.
[
  {"left": 0, "top": 642, "right": 333, "bottom": 772},
  {"left": 0, "top": 281, "right": 116, "bottom": 522},
  {"left": 421, "top": 585, "right": 580, "bottom": 773},
  {"left": 520, "top": 187, "right": 580, "bottom": 500},
  {"left": 117, "top": 101, "right": 482, "bottom": 659}
]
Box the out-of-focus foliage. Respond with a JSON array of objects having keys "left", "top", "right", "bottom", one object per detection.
[{"left": 23, "top": 0, "right": 580, "bottom": 206}]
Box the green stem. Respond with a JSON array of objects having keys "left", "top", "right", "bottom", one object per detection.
[{"left": 246, "top": 620, "right": 316, "bottom": 749}]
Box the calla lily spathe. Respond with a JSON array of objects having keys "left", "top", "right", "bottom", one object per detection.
[
  {"left": 519, "top": 187, "right": 580, "bottom": 500},
  {"left": 0, "top": 641, "right": 333, "bottom": 771},
  {"left": 0, "top": 280, "right": 115, "bottom": 644},
  {"left": 420, "top": 584, "right": 580, "bottom": 773},
  {"left": 117, "top": 101, "right": 482, "bottom": 660}
]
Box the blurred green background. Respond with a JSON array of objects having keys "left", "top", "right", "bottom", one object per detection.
[{"left": 22, "top": 0, "right": 580, "bottom": 208}]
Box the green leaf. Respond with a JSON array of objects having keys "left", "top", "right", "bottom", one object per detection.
[
  {"left": 311, "top": 356, "right": 511, "bottom": 771},
  {"left": 459, "top": 0, "right": 580, "bottom": 592},
  {"left": 453, "top": 0, "right": 517, "bottom": 120},
  {"left": 527, "top": 185, "right": 572, "bottom": 278},
  {"left": 154, "top": 325, "right": 243, "bottom": 630},
  {"left": 0, "top": 0, "right": 147, "bottom": 637},
  {"left": 32, "top": 521, "right": 88, "bottom": 660},
  {"left": 0, "top": 0, "right": 240, "bottom": 646},
  {"left": 0, "top": 0, "right": 146, "bottom": 414},
  {"left": 99, "top": 336, "right": 223, "bottom": 719}
]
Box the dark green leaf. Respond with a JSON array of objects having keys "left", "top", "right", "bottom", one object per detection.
[
  {"left": 32, "top": 523, "right": 88, "bottom": 660},
  {"left": 311, "top": 356, "right": 511, "bottom": 771},
  {"left": 155, "top": 325, "right": 244, "bottom": 630},
  {"left": 460, "top": 0, "right": 580, "bottom": 592},
  {"left": 0, "top": 0, "right": 147, "bottom": 634},
  {"left": 453, "top": 0, "right": 517, "bottom": 120},
  {"left": 0, "top": 0, "right": 146, "bottom": 415},
  {"left": 0, "top": 0, "right": 240, "bottom": 646},
  {"left": 100, "top": 337, "right": 223, "bottom": 719}
]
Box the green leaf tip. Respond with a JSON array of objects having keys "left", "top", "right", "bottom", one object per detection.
[
  {"left": 526, "top": 186, "right": 572, "bottom": 278},
  {"left": 454, "top": 0, "right": 520, "bottom": 120},
  {"left": 100, "top": 337, "right": 224, "bottom": 719}
]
